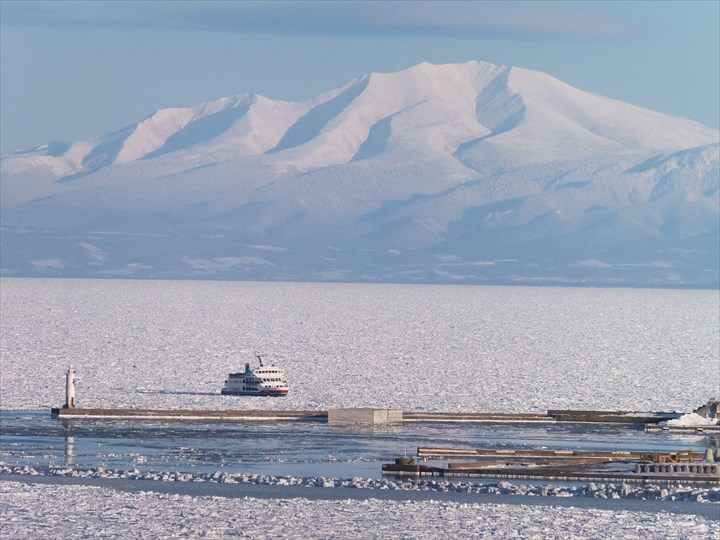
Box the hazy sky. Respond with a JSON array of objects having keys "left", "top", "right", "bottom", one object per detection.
[{"left": 1, "top": 0, "right": 718, "bottom": 154}]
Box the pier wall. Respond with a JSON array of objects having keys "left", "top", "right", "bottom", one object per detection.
[
  {"left": 50, "top": 407, "right": 690, "bottom": 426},
  {"left": 50, "top": 408, "right": 327, "bottom": 421}
]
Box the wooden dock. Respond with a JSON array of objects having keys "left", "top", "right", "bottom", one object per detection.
[
  {"left": 384, "top": 447, "right": 720, "bottom": 485},
  {"left": 416, "top": 447, "right": 657, "bottom": 460},
  {"left": 382, "top": 459, "right": 720, "bottom": 485}
]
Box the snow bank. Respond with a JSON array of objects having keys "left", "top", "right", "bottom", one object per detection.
[{"left": 661, "top": 413, "right": 719, "bottom": 427}]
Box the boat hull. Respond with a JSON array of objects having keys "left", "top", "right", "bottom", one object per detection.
[{"left": 221, "top": 388, "right": 289, "bottom": 396}]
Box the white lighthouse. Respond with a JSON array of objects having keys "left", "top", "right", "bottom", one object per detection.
[{"left": 64, "top": 367, "right": 77, "bottom": 409}]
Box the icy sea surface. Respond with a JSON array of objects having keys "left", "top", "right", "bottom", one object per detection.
[{"left": 1, "top": 279, "right": 718, "bottom": 412}]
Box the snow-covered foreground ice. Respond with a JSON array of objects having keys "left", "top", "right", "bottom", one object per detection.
[
  {"left": 1, "top": 279, "right": 718, "bottom": 412},
  {"left": 2, "top": 481, "right": 718, "bottom": 540}
]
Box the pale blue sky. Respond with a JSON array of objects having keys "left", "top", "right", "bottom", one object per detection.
[{"left": 1, "top": 0, "right": 718, "bottom": 154}]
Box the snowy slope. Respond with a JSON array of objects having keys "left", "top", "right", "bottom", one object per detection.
[{"left": 1, "top": 61, "right": 718, "bottom": 286}]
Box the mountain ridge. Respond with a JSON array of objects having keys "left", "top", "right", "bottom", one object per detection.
[{"left": 1, "top": 60, "right": 718, "bottom": 287}]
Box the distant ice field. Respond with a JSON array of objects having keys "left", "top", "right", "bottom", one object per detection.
[{"left": 1, "top": 278, "right": 717, "bottom": 412}]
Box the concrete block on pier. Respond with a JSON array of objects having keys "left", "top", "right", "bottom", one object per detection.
[{"left": 328, "top": 408, "right": 403, "bottom": 424}]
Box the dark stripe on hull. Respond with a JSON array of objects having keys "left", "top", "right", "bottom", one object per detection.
[{"left": 221, "top": 390, "right": 289, "bottom": 396}]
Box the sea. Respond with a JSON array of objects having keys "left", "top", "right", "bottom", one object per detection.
[
  {"left": 1, "top": 278, "right": 717, "bottom": 413},
  {"left": 1, "top": 278, "right": 719, "bottom": 532}
]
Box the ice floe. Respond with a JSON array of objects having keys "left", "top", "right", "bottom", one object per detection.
[
  {"left": 1, "top": 280, "right": 718, "bottom": 414},
  {"left": 1, "top": 464, "right": 718, "bottom": 504}
]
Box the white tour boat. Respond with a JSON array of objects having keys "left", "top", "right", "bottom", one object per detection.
[{"left": 221, "top": 356, "right": 289, "bottom": 396}]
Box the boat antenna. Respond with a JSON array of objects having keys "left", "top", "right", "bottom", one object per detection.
[{"left": 256, "top": 354, "right": 264, "bottom": 367}]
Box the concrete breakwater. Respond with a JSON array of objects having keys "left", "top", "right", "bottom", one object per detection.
[
  {"left": 646, "top": 424, "right": 720, "bottom": 433},
  {"left": 635, "top": 463, "right": 719, "bottom": 475},
  {"left": 51, "top": 407, "right": 679, "bottom": 425},
  {"left": 51, "top": 408, "right": 327, "bottom": 421}
]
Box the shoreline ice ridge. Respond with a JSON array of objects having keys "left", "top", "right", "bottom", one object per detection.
[{"left": 1, "top": 464, "right": 718, "bottom": 504}]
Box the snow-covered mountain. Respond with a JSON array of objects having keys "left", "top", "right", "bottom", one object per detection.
[{"left": 2, "top": 61, "right": 718, "bottom": 286}]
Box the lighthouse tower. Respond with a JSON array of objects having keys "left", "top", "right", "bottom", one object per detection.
[{"left": 64, "top": 367, "right": 77, "bottom": 409}]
